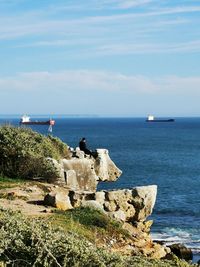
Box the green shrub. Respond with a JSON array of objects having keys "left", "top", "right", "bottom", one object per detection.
[
  {"left": 0, "top": 125, "right": 70, "bottom": 180},
  {"left": 0, "top": 208, "right": 124, "bottom": 267},
  {"left": 0, "top": 208, "right": 196, "bottom": 267},
  {"left": 66, "top": 207, "right": 110, "bottom": 228},
  {"left": 55, "top": 207, "right": 127, "bottom": 235}
]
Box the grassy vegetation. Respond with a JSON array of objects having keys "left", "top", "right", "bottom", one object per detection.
[
  {"left": 0, "top": 125, "right": 70, "bottom": 180},
  {"left": 0, "top": 207, "right": 196, "bottom": 267},
  {"left": 49, "top": 207, "right": 130, "bottom": 244},
  {"left": 0, "top": 176, "right": 26, "bottom": 190}
]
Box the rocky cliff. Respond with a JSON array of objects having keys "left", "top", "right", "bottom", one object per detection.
[
  {"left": 49, "top": 148, "right": 122, "bottom": 191},
  {"left": 44, "top": 147, "right": 169, "bottom": 259}
]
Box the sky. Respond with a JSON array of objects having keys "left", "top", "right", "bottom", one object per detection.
[{"left": 0, "top": 0, "right": 200, "bottom": 117}]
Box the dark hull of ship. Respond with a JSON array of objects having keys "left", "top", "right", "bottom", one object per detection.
[
  {"left": 20, "top": 121, "right": 52, "bottom": 125},
  {"left": 146, "top": 119, "right": 175, "bottom": 122}
]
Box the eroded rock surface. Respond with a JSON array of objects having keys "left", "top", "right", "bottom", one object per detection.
[
  {"left": 42, "top": 184, "right": 166, "bottom": 258},
  {"left": 43, "top": 185, "right": 157, "bottom": 223},
  {"left": 50, "top": 148, "right": 122, "bottom": 192},
  {"left": 62, "top": 158, "right": 98, "bottom": 191},
  {"left": 44, "top": 189, "right": 73, "bottom": 211},
  {"left": 94, "top": 149, "right": 122, "bottom": 181}
]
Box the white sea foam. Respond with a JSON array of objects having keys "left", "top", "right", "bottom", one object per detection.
[
  {"left": 151, "top": 228, "right": 200, "bottom": 253},
  {"left": 191, "top": 248, "right": 200, "bottom": 254}
]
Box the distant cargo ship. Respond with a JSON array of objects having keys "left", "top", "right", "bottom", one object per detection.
[
  {"left": 146, "top": 115, "right": 175, "bottom": 122},
  {"left": 20, "top": 115, "right": 55, "bottom": 126}
]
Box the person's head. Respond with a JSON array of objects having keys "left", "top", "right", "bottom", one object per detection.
[{"left": 81, "top": 137, "right": 86, "bottom": 142}]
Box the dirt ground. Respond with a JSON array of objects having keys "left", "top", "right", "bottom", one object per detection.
[{"left": 0, "top": 182, "right": 56, "bottom": 216}]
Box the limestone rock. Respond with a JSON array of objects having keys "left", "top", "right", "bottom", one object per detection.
[
  {"left": 44, "top": 191, "right": 73, "bottom": 211},
  {"left": 95, "top": 191, "right": 105, "bottom": 205},
  {"left": 47, "top": 149, "right": 122, "bottom": 192},
  {"left": 108, "top": 210, "right": 126, "bottom": 222},
  {"left": 104, "top": 189, "right": 136, "bottom": 221},
  {"left": 100, "top": 186, "right": 157, "bottom": 222},
  {"left": 150, "top": 243, "right": 167, "bottom": 259},
  {"left": 68, "top": 190, "right": 95, "bottom": 208},
  {"left": 62, "top": 158, "right": 98, "bottom": 192},
  {"left": 81, "top": 200, "right": 104, "bottom": 212},
  {"left": 94, "top": 149, "right": 122, "bottom": 181},
  {"left": 46, "top": 158, "right": 65, "bottom": 184},
  {"left": 134, "top": 220, "right": 153, "bottom": 233},
  {"left": 74, "top": 147, "right": 85, "bottom": 159},
  {"left": 122, "top": 222, "right": 140, "bottom": 237},
  {"left": 42, "top": 163, "right": 160, "bottom": 260},
  {"left": 64, "top": 170, "right": 79, "bottom": 189},
  {"left": 131, "top": 185, "right": 157, "bottom": 221}
]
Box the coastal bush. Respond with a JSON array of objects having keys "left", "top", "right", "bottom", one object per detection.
[
  {"left": 0, "top": 208, "right": 196, "bottom": 267},
  {"left": 54, "top": 207, "right": 129, "bottom": 237},
  {"left": 0, "top": 125, "right": 70, "bottom": 180},
  {"left": 0, "top": 208, "right": 123, "bottom": 267},
  {"left": 51, "top": 207, "right": 129, "bottom": 245}
]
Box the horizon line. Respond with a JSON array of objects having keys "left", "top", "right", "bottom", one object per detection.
[{"left": 0, "top": 114, "right": 200, "bottom": 118}]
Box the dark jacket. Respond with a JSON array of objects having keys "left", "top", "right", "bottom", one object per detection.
[{"left": 79, "top": 140, "right": 87, "bottom": 151}]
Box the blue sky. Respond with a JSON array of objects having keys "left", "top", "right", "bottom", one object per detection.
[{"left": 0, "top": 0, "right": 200, "bottom": 116}]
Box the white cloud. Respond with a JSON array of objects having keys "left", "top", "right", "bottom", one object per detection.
[
  {"left": 118, "top": 0, "right": 153, "bottom": 9},
  {"left": 0, "top": 71, "right": 156, "bottom": 93},
  {"left": 94, "top": 39, "right": 200, "bottom": 56},
  {"left": 50, "top": 0, "right": 154, "bottom": 11},
  {"left": 0, "top": 2, "right": 199, "bottom": 41},
  {"left": 0, "top": 70, "right": 200, "bottom": 96},
  {"left": 1, "top": 70, "right": 200, "bottom": 115}
]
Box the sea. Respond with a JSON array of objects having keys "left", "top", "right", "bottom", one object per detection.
[{"left": 0, "top": 116, "right": 200, "bottom": 262}]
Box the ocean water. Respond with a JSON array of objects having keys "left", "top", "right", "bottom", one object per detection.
[{"left": 0, "top": 117, "right": 200, "bottom": 262}]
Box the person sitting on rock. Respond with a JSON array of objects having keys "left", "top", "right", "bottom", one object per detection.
[{"left": 79, "top": 137, "right": 93, "bottom": 157}]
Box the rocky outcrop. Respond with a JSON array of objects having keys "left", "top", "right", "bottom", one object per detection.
[
  {"left": 168, "top": 243, "right": 193, "bottom": 261},
  {"left": 39, "top": 145, "right": 169, "bottom": 259},
  {"left": 94, "top": 149, "right": 122, "bottom": 181},
  {"left": 0, "top": 142, "right": 169, "bottom": 260},
  {"left": 102, "top": 186, "right": 157, "bottom": 222},
  {"left": 43, "top": 184, "right": 168, "bottom": 259},
  {"left": 122, "top": 221, "right": 169, "bottom": 258},
  {"left": 49, "top": 148, "right": 122, "bottom": 192},
  {"left": 44, "top": 185, "right": 157, "bottom": 222}
]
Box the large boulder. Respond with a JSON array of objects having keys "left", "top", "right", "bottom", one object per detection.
[
  {"left": 62, "top": 158, "right": 98, "bottom": 191},
  {"left": 101, "top": 185, "right": 157, "bottom": 222},
  {"left": 50, "top": 149, "right": 122, "bottom": 192},
  {"left": 168, "top": 243, "right": 193, "bottom": 261},
  {"left": 103, "top": 189, "right": 136, "bottom": 221},
  {"left": 68, "top": 190, "right": 95, "bottom": 208},
  {"left": 131, "top": 185, "right": 157, "bottom": 221},
  {"left": 94, "top": 149, "right": 122, "bottom": 181},
  {"left": 44, "top": 190, "right": 73, "bottom": 211}
]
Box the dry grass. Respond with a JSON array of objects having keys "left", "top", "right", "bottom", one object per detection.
[{"left": 0, "top": 177, "right": 26, "bottom": 190}]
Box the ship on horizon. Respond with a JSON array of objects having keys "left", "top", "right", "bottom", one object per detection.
[
  {"left": 20, "top": 115, "right": 55, "bottom": 130},
  {"left": 146, "top": 115, "right": 175, "bottom": 122}
]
